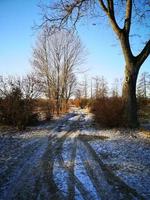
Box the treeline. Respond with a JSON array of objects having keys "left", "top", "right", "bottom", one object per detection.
[
  {"left": 0, "top": 71, "right": 149, "bottom": 130},
  {"left": 75, "top": 72, "right": 150, "bottom": 100}
]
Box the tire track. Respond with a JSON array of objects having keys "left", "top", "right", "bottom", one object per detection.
[
  {"left": 66, "top": 137, "right": 77, "bottom": 200},
  {"left": 79, "top": 138, "right": 145, "bottom": 200},
  {"left": 41, "top": 115, "right": 82, "bottom": 199},
  {"left": 57, "top": 151, "right": 94, "bottom": 200}
]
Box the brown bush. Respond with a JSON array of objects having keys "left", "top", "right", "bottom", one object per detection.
[
  {"left": 71, "top": 98, "right": 89, "bottom": 108},
  {"left": 79, "top": 98, "right": 89, "bottom": 109},
  {"left": 34, "top": 98, "right": 53, "bottom": 120},
  {"left": 137, "top": 97, "right": 150, "bottom": 123},
  {"left": 0, "top": 87, "right": 38, "bottom": 130},
  {"left": 71, "top": 99, "right": 80, "bottom": 107},
  {"left": 91, "top": 97, "right": 125, "bottom": 128}
]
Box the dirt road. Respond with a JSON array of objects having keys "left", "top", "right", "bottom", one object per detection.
[{"left": 0, "top": 109, "right": 149, "bottom": 200}]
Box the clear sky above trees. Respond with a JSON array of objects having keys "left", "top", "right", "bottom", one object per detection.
[{"left": 0, "top": 0, "right": 149, "bottom": 84}]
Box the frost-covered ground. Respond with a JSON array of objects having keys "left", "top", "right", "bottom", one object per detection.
[
  {"left": 80, "top": 129, "right": 150, "bottom": 200},
  {"left": 0, "top": 108, "right": 150, "bottom": 200}
]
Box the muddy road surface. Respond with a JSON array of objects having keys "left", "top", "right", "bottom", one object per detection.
[{"left": 0, "top": 109, "right": 148, "bottom": 200}]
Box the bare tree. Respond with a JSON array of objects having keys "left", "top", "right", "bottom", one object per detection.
[
  {"left": 111, "top": 78, "right": 120, "bottom": 97},
  {"left": 75, "top": 76, "right": 88, "bottom": 100},
  {"left": 0, "top": 74, "right": 42, "bottom": 100},
  {"left": 64, "top": 73, "right": 77, "bottom": 102},
  {"left": 40, "top": 0, "right": 150, "bottom": 127},
  {"left": 0, "top": 76, "right": 10, "bottom": 98},
  {"left": 93, "top": 76, "right": 108, "bottom": 99},
  {"left": 32, "top": 28, "right": 85, "bottom": 114},
  {"left": 80, "top": 75, "right": 88, "bottom": 99},
  {"left": 90, "top": 78, "right": 93, "bottom": 99},
  {"left": 137, "top": 72, "right": 150, "bottom": 98}
]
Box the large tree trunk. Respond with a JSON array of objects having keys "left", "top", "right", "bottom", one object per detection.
[{"left": 122, "top": 64, "right": 140, "bottom": 128}]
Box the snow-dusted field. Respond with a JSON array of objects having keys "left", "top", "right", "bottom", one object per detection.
[{"left": 0, "top": 108, "right": 150, "bottom": 200}]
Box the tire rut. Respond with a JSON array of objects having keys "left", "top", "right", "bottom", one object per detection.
[
  {"left": 79, "top": 138, "right": 145, "bottom": 200},
  {"left": 41, "top": 115, "right": 84, "bottom": 199}
]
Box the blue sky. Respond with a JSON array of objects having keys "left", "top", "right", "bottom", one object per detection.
[{"left": 0, "top": 0, "right": 149, "bottom": 84}]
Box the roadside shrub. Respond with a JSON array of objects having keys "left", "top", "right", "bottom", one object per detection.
[
  {"left": 35, "top": 99, "right": 52, "bottom": 120},
  {"left": 137, "top": 97, "right": 149, "bottom": 108},
  {"left": 91, "top": 97, "right": 125, "bottom": 128},
  {"left": 72, "top": 99, "right": 80, "bottom": 107},
  {"left": 137, "top": 97, "right": 150, "bottom": 123},
  {"left": 0, "top": 87, "right": 38, "bottom": 130},
  {"left": 45, "top": 102, "right": 52, "bottom": 120},
  {"left": 79, "top": 98, "right": 89, "bottom": 109}
]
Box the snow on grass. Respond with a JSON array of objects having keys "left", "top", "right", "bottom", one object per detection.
[
  {"left": 71, "top": 109, "right": 150, "bottom": 199},
  {"left": 87, "top": 130, "right": 150, "bottom": 199}
]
